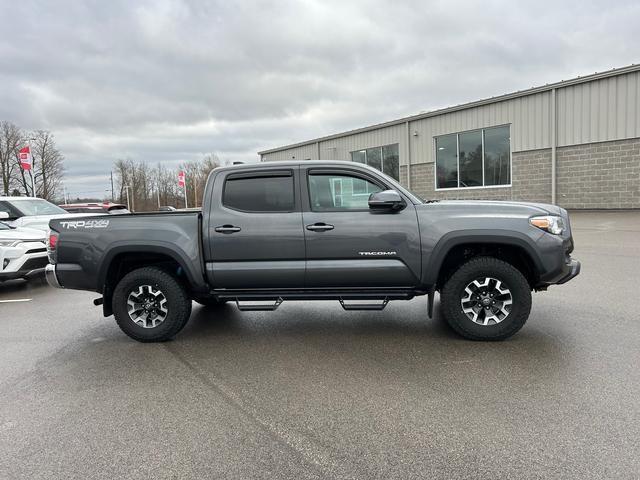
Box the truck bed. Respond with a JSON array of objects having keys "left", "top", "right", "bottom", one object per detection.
[{"left": 49, "top": 212, "right": 207, "bottom": 294}]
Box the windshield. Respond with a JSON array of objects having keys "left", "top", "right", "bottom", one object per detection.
[{"left": 10, "top": 198, "right": 66, "bottom": 216}]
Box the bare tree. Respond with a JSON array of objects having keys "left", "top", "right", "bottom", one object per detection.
[
  {"left": 29, "top": 130, "right": 65, "bottom": 201},
  {"left": 180, "top": 153, "right": 220, "bottom": 208},
  {"left": 113, "top": 154, "right": 222, "bottom": 212},
  {"left": 155, "top": 162, "right": 179, "bottom": 209},
  {"left": 0, "top": 121, "right": 22, "bottom": 195},
  {"left": 0, "top": 123, "right": 66, "bottom": 199},
  {"left": 113, "top": 158, "right": 135, "bottom": 209}
]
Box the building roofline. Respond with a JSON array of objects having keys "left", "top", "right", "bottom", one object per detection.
[{"left": 258, "top": 63, "right": 640, "bottom": 155}]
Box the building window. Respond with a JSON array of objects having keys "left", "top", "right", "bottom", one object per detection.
[
  {"left": 435, "top": 126, "right": 510, "bottom": 189},
  {"left": 350, "top": 143, "right": 400, "bottom": 181}
]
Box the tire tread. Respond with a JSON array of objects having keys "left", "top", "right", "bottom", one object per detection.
[
  {"left": 112, "top": 267, "right": 191, "bottom": 342},
  {"left": 440, "top": 256, "right": 531, "bottom": 341}
]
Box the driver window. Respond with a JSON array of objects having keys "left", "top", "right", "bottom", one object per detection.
[{"left": 308, "top": 173, "right": 382, "bottom": 211}]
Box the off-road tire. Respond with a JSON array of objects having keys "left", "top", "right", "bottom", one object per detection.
[
  {"left": 440, "top": 257, "right": 531, "bottom": 341},
  {"left": 112, "top": 267, "right": 192, "bottom": 342}
]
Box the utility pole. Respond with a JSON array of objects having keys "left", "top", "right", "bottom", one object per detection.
[
  {"left": 156, "top": 170, "right": 161, "bottom": 209},
  {"left": 110, "top": 171, "right": 115, "bottom": 202},
  {"left": 194, "top": 183, "right": 198, "bottom": 208},
  {"left": 124, "top": 185, "right": 132, "bottom": 211},
  {"left": 28, "top": 137, "right": 36, "bottom": 197},
  {"left": 183, "top": 184, "right": 188, "bottom": 209}
]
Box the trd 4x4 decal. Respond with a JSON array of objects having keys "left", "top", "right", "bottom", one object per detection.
[{"left": 59, "top": 219, "right": 110, "bottom": 229}]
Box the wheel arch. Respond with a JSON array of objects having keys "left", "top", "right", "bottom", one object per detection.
[
  {"left": 424, "top": 230, "right": 544, "bottom": 289},
  {"left": 98, "top": 244, "right": 203, "bottom": 316}
]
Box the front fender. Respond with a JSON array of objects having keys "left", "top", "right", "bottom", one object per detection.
[{"left": 422, "top": 229, "right": 545, "bottom": 286}]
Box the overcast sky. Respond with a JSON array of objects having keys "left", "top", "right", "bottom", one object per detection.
[{"left": 1, "top": 0, "right": 638, "bottom": 198}]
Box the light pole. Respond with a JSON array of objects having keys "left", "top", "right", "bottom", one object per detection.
[
  {"left": 123, "top": 185, "right": 133, "bottom": 212},
  {"left": 28, "top": 137, "right": 36, "bottom": 197},
  {"left": 183, "top": 183, "right": 188, "bottom": 209},
  {"left": 194, "top": 182, "right": 198, "bottom": 208}
]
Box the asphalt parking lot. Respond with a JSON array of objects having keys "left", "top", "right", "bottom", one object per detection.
[{"left": 0, "top": 211, "right": 638, "bottom": 479}]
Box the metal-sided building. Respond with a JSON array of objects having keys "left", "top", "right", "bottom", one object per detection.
[{"left": 259, "top": 65, "right": 640, "bottom": 209}]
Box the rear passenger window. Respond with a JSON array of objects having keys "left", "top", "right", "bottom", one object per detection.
[{"left": 223, "top": 172, "right": 294, "bottom": 212}]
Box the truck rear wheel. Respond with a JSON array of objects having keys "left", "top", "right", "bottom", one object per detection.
[
  {"left": 112, "top": 267, "right": 192, "bottom": 342},
  {"left": 440, "top": 257, "right": 531, "bottom": 341}
]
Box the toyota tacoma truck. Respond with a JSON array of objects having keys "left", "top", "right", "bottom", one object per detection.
[{"left": 45, "top": 161, "right": 580, "bottom": 342}]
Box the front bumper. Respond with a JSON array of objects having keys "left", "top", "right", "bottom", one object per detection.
[
  {"left": 555, "top": 258, "right": 581, "bottom": 284},
  {"left": 537, "top": 256, "right": 581, "bottom": 287},
  {"left": 45, "top": 263, "right": 63, "bottom": 289},
  {"left": 0, "top": 243, "right": 49, "bottom": 281},
  {"left": 0, "top": 266, "right": 47, "bottom": 281}
]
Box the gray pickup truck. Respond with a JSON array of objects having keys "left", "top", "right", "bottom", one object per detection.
[{"left": 45, "top": 161, "right": 580, "bottom": 342}]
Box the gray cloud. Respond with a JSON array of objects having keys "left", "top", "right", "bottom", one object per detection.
[{"left": 0, "top": 0, "right": 638, "bottom": 197}]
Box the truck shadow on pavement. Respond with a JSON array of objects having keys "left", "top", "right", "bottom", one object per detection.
[
  {"left": 171, "top": 300, "right": 568, "bottom": 363},
  {"left": 183, "top": 301, "right": 460, "bottom": 340}
]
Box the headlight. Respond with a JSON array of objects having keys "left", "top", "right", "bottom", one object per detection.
[
  {"left": 0, "top": 238, "right": 41, "bottom": 247},
  {"left": 530, "top": 215, "right": 565, "bottom": 235},
  {"left": 0, "top": 240, "right": 22, "bottom": 247}
]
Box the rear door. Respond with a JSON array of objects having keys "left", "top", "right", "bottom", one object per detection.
[
  {"left": 206, "top": 167, "right": 305, "bottom": 289},
  {"left": 301, "top": 165, "right": 421, "bottom": 288}
]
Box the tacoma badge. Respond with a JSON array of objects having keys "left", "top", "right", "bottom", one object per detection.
[{"left": 358, "top": 251, "right": 397, "bottom": 256}]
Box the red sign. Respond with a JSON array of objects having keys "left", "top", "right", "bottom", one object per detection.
[
  {"left": 19, "top": 146, "right": 32, "bottom": 170},
  {"left": 178, "top": 171, "right": 186, "bottom": 187}
]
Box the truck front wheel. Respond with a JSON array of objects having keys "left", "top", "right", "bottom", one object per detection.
[
  {"left": 112, "top": 267, "right": 192, "bottom": 342},
  {"left": 440, "top": 257, "right": 531, "bottom": 341}
]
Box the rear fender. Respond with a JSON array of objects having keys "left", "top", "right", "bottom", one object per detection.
[{"left": 98, "top": 243, "right": 207, "bottom": 294}]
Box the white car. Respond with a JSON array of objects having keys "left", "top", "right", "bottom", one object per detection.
[
  {"left": 0, "top": 221, "right": 48, "bottom": 282},
  {"left": 0, "top": 196, "right": 105, "bottom": 232}
]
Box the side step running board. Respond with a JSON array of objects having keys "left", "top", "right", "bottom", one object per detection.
[
  {"left": 235, "top": 297, "right": 283, "bottom": 311},
  {"left": 232, "top": 296, "right": 389, "bottom": 312},
  {"left": 339, "top": 298, "right": 388, "bottom": 311}
]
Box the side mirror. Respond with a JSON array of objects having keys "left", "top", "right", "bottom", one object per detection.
[
  {"left": 368, "top": 190, "right": 405, "bottom": 211},
  {"left": 0, "top": 212, "right": 9, "bottom": 220}
]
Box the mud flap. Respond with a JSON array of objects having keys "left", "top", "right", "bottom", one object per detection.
[{"left": 427, "top": 287, "right": 435, "bottom": 319}]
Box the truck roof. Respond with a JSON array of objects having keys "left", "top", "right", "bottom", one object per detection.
[{"left": 216, "top": 160, "right": 378, "bottom": 172}]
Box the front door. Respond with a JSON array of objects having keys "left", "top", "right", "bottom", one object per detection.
[
  {"left": 301, "top": 166, "right": 421, "bottom": 288},
  {"left": 207, "top": 167, "right": 305, "bottom": 289}
]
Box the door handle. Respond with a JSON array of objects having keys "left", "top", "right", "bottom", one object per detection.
[
  {"left": 215, "top": 225, "right": 241, "bottom": 233},
  {"left": 306, "top": 223, "right": 334, "bottom": 232}
]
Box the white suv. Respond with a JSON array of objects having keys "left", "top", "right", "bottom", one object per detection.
[
  {"left": 0, "top": 196, "right": 104, "bottom": 232},
  {"left": 0, "top": 221, "right": 48, "bottom": 282}
]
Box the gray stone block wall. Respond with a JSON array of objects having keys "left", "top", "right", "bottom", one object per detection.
[
  {"left": 398, "top": 137, "right": 639, "bottom": 208},
  {"left": 405, "top": 150, "right": 550, "bottom": 202},
  {"left": 556, "top": 138, "right": 640, "bottom": 209}
]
